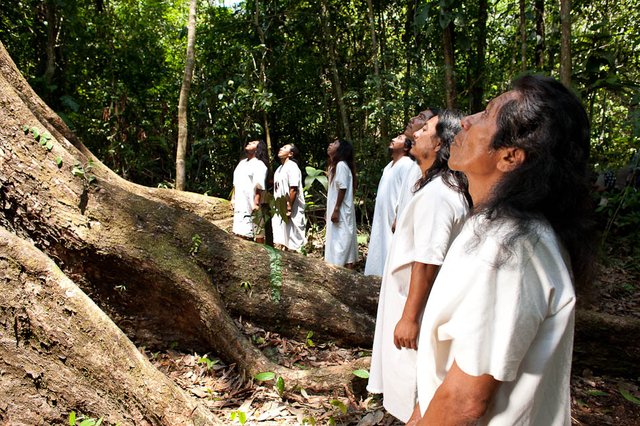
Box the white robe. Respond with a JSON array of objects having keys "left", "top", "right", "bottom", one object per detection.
[
  {"left": 367, "top": 175, "right": 469, "bottom": 422},
  {"left": 324, "top": 161, "right": 357, "bottom": 266},
  {"left": 417, "top": 215, "right": 575, "bottom": 425},
  {"left": 364, "top": 156, "right": 415, "bottom": 276},
  {"left": 272, "top": 160, "right": 307, "bottom": 250},
  {"left": 395, "top": 161, "right": 422, "bottom": 223},
  {"left": 232, "top": 157, "right": 267, "bottom": 238}
]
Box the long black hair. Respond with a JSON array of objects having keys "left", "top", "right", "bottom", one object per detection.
[
  {"left": 480, "top": 75, "right": 596, "bottom": 288},
  {"left": 254, "top": 139, "right": 269, "bottom": 169},
  {"left": 413, "top": 110, "right": 471, "bottom": 206},
  {"left": 329, "top": 139, "right": 356, "bottom": 188}
]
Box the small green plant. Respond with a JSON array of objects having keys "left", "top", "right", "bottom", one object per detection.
[
  {"left": 302, "top": 416, "right": 317, "bottom": 425},
  {"left": 254, "top": 371, "right": 276, "bottom": 382},
  {"left": 68, "top": 411, "right": 103, "bottom": 426},
  {"left": 305, "top": 331, "right": 315, "bottom": 347},
  {"left": 352, "top": 369, "right": 369, "bottom": 379},
  {"left": 264, "top": 245, "right": 282, "bottom": 302},
  {"left": 197, "top": 354, "right": 219, "bottom": 371},
  {"left": 72, "top": 160, "right": 96, "bottom": 186},
  {"left": 619, "top": 385, "right": 640, "bottom": 405},
  {"left": 229, "top": 410, "right": 247, "bottom": 425},
  {"left": 190, "top": 234, "right": 202, "bottom": 255},
  {"left": 275, "top": 376, "right": 285, "bottom": 397},
  {"left": 240, "top": 281, "right": 252, "bottom": 293}
]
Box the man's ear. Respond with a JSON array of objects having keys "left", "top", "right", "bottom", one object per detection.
[{"left": 497, "top": 147, "right": 526, "bottom": 172}]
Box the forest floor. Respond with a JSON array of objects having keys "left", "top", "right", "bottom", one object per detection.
[{"left": 142, "top": 231, "right": 640, "bottom": 425}]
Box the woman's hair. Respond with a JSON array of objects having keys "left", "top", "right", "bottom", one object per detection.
[
  {"left": 329, "top": 139, "right": 356, "bottom": 188},
  {"left": 479, "top": 75, "right": 596, "bottom": 288},
  {"left": 287, "top": 143, "right": 301, "bottom": 165},
  {"left": 255, "top": 139, "right": 269, "bottom": 168},
  {"left": 412, "top": 110, "right": 471, "bottom": 206}
]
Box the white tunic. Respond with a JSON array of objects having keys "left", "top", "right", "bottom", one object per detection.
[
  {"left": 324, "top": 161, "right": 357, "bottom": 266},
  {"left": 364, "top": 156, "right": 415, "bottom": 276},
  {"left": 272, "top": 160, "right": 307, "bottom": 250},
  {"left": 395, "top": 161, "right": 422, "bottom": 222},
  {"left": 367, "top": 176, "right": 469, "bottom": 422},
  {"left": 232, "top": 157, "right": 267, "bottom": 238},
  {"left": 417, "top": 215, "right": 575, "bottom": 425}
]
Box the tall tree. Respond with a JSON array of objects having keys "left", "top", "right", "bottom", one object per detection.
[
  {"left": 253, "top": 0, "right": 273, "bottom": 159},
  {"left": 559, "top": 0, "right": 572, "bottom": 85},
  {"left": 320, "top": 0, "right": 352, "bottom": 140},
  {"left": 366, "top": 0, "right": 388, "bottom": 141},
  {"left": 470, "top": 0, "right": 488, "bottom": 113},
  {"left": 443, "top": 20, "right": 456, "bottom": 108},
  {"left": 175, "top": 0, "right": 197, "bottom": 191},
  {"left": 519, "top": 0, "right": 527, "bottom": 71},
  {"left": 534, "top": 0, "right": 545, "bottom": 69}
]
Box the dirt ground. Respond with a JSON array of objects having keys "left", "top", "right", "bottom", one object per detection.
[{"left": 141, "top": 233, "right": 640, "bottom": 425}]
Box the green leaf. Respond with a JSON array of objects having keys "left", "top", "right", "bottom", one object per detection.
[
  {"left": 31, "top": 127, "right": 40, "bottom": 140},
  {"left": 586, "top": 389, "right": 609, "bottom": 396},
  {"left": 238, "top": 411, "right": 247, "bottom": 424},
  {"left": 352, "top": 369, "right": 369, "bottom": 379},
  {"left": 275, "top": 376, "right": 285, "bottom": 396},
  {"left": 330, "top": 399, "right": 347, "bottom": 414},
  {"left": 69, "top": 411, "right": 76, "bottom": 426},
  {"left": 95, "top": 419, "right": 103, "bottom": 426},
  {"left": 254, "top": 371, "right": 276, "bottom": 381},
  {"left": 619, "top": 386, "right": 640, "bottom": 405},
  {"left": 56, "top": 157, "right": 63, "bottom": 167},
  {"left": 72, "top": 165, "right": 85, "bottom": 177},
  {"left": 78, "top": 419, "right": 96, "bottom": 426},
  {"left": 46, "top": 140, "right": 54, "bottom": 151}
]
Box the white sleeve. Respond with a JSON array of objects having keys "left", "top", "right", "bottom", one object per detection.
[
  {"left": 436, "top": 237, "right": 549, "bottom": 382},
  {"left": 412, "top": 187, "right": 460, "bottom": 266},
  {"left": 334, "top": 162, "right": 350, "bottom": 190},
  {"left": 287, "top": 163, "right": 302, "bottom": 189},
  {"left": 254, "top": 163, "right": 267, "bottom": 191}
]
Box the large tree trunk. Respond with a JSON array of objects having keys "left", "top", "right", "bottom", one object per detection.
[
  {"left": 559, "top": 0, "right": 572, "bottom": 86},
  {"left": 175, "top": 0, "right": 197, "bottom": 191},
  {"left": 0, "top": 227, "right": 217, "bottom": 425},
  {"left": 0, "top": 40, "right": 375, "bottom": 392}
]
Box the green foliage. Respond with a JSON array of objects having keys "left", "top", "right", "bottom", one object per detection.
[
  {"left": 352, "top": 369, "right": 369, "bottom": 379},
  {"left": 275, "top": 376, "right": 285, "bottom": 397},
  {"left": 264, "top": 245, "right": 282, "bottom": 302},
  {"left": 330, "top": 399, "right": 348, "bottom": 414},
  {"left": 68, "top": 411, "right": 104, "bottom": 426},
  {"left": 197, "top": 354, "right": 219, "bottom": 371},
  {"left": 254, "top": 371, "right": 276, "bottom": 382},
  {"left": 305, "top": 331, "right": 315, "bottom": 347},
  {"left": 189, "top": 233, "right": 202, "bottom": 256},
  {"left": 619, "top": 386, "right": 640, "bottom": 405},
  {"left": 229, "top": 410, "right": 247, "bottom": 425}
]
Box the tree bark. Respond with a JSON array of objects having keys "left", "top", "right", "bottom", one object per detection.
[
  {"left": 519, "top": 0, "right": 527, "bottom": 71},
  {"left": 0, "top": 227, "right": 217, "bottom": 425},
  {"left": 253, "top": 0, "right": 273, "bottom": 159},
  {"left": 470, "top": 0, "right": 488, "bottom": 113},
  {"left": 443, "top": 20, "right": 456, "bottom": 109},
  {"left": 176, "top": 0, "right": 197, "bottom": 191},
  {"left": 320, "top": 0, "right": 352, "bottom": 141},
  {"left": 534, "top": 0, "right": 545, "bottom": 69},
  {"left": 559, "top": 0, "right": 572, "bottom": 86},
  {"left": 366, "top": 0, "right": 388, "bottom": 141}
]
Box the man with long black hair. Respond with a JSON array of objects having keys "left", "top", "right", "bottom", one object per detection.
[{"left": 413, "top": 76, "right": 596, "bottom": 425}]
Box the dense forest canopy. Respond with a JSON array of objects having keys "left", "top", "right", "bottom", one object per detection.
[{"left": 0, "top": 0, "right": 637, "bottom": 213}]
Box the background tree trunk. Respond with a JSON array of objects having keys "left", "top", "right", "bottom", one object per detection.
[
  {"left": 519, "top": 0, "right": 527, "bottom": 71},
  {"left": 320, "top": 0, "right": 352, "bottom": 140},
  {"left": 175, "top": 0, "right": 197, "bottom": 191},
  {"left": 366, "top": 0, "right": 388, "bottom": 141},
  {"left": 443, "top": 21, "right": 456, "bottom": 109},
  {"left": 470, "top": 0, "right": 488, "bottom": 113},
  {"left": 534, "top": 0, "right": 545, "bottom": 69},
  {"left": 559, "top": 0, "right": 572, "bottom": 85}
]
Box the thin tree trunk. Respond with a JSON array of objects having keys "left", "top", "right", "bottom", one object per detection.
[
  {"left": 470, "top": 0, "right": 487, "bottom": 113},
  {"left": 520, "top": 0, "right": 527, "bottom": 71},
  {"left": 443, "top": 21, "right": 456, "bottom": 109},
  {"left": 559, "top": 0, "right": 572, "bottom": 86},
  {"left": 534, "top": 0, "right": 545, "bottom": 69},
  {"left": 403, "top": 0, "right": 416, "bottom": 122},
  {"left": 43, "top": 0, "right": 58, "bottom": 90},
  {"left": 366, "top": 0, "right": 387, "bottom": 141},
  {"left": 254, "top": 0, "right": 273, "bottom": 159},
  {"left": 175, "top": 0, "right": 197, "bottom": 191},
  {"left": 320, "top": 0, "right": 352, "bottom": 140}
]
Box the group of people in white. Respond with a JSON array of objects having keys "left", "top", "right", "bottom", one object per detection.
[{"left": 231, "top": 75, "right": 595, "bottom": 425}]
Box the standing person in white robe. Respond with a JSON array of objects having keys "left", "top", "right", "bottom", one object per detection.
[
  {"left": 394, "top": 108, "right": 439, "bottom": 230},
  {"left": 364, "top": 134, "right": 414, "bottom": 276},
  {"left": 324, "top": 139, "right": 357, "bottom": 268},
  {"left": 231, "top": 140, "right": 268, "bottom": 242},
  {"left": 367, "top": 110, "right": 470, "bottom": 423},
  {"left": 272, "top": 143, "right": 307, "bottom": 251},
  {"left": 412, "top": 76, "right": 596, "bottom": 425}
]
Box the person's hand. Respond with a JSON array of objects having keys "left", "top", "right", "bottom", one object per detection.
[
  {"left": 331, "top": 209, "right": 339, "bottom": 223},
  {"left": 286, "top": 202, "right": 292, "bottom": 217},
  {"left": 393, "top": 316, "right": 420, "bottom": 350},
  {"left": 252, "top": 203, "right": 260, "bottom": 212}
]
